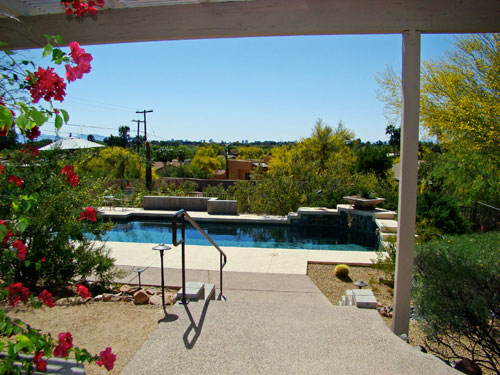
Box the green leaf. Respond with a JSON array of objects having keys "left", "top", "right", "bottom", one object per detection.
[
  {"left": 18, "top": 217, "right": 29, "bottom": 233},
  {"left": 52, "top": 49, "right": 65, "bottom": 64},
  {"left": 17, "top": 102, "right": 28, "bottom": 113},
  {"left": 0, "top": 41, "right": 7, "bottom": 47},
  {"left": 60, "top": 109, "right": 70, "bottom": 123},
  {"left": 55, "top": 114, "right": 63, "bottom": 130},
  {"left": 42, "top": 43, "right": 53, "bottom": 57},
  {"left": 30, "top": 108, "right": 48, "bottom": 127},
  {"left": 54, "top": 35, "right": 63, "bottom": 44},
  {"left": 0, "top": 225, "right": 8, "bottom": 243},
  {"left": 24, "top": 261, "right": 30, "bottom": 267},
  {"left": 35, "top": 262, "right": 41, "bottom": 271},
  {"left": 15, "top": 114, "right": 31, "bottom": 130},
  {"left": 0, "top": 341, "right": 4, "bottom": 352},
  {"left": 0, "top": 106, "right": 14, "bottom": 128}
]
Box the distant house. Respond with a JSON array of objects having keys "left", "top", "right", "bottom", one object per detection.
[{"left": 226, "top": 157, "right": 269, "bottom": 180}]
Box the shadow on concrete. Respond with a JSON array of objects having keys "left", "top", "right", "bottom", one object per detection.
[
  {"left": 182, "top": 299, "right": 211, "bottom": 349},
  {"left": 158, "top": 305, "right": 179, "bottom": 323}
]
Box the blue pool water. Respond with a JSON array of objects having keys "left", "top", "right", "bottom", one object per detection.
[{"left": 98, "top": 218, "right": 378, "bottom": 251}]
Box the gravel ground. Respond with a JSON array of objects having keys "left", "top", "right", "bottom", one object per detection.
[{"left": 6, "top": 295, "right": 174, "bottom": 375}]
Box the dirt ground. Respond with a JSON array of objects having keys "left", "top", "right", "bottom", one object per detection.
[{"left": 6, "top": 298, "right": 168, "bottom": 375}]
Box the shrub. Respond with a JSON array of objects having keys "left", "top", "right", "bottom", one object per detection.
[
  {"left": 355, "top": 146, "right": 393, "bottom": 179},
  {"left": 413, "top": 232, "right": 500, "bottom": 373},
  {"left": 416, "top": 191, "right": 470, "bottom": 239},
  {"left": 372, "top": 235, "right": 396, "bottom": 285},
  {"left": 334, "top": 264, "right": 350, "bottom": 278},
  {"left": 0, "top": 152, "right": 116, "bottom": 288}
]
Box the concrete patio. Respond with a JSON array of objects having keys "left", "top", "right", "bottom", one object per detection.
[{"left": 117, "top": 268, "right": 458, "bottom": 375}]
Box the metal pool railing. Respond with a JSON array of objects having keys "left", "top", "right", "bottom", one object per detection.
[{"left": 172, "top": 209, "right": 227, "bottom": 302}]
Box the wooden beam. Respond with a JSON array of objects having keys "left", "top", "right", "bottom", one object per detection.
[{"left": 1, "top": 0, "right": 499, "bottom": 49}]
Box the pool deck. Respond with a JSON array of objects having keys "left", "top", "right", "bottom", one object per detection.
[{"left": 98, "top": 207, "right": 379, "bottom": 274}]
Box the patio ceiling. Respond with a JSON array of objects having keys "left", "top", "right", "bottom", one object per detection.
[{"left": 1, "top": 0, "right": 499, "bottom": 50}]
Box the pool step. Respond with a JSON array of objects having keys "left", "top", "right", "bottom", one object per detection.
[{"left": 177, "top": 281, "right": 216, "bottom": 302}]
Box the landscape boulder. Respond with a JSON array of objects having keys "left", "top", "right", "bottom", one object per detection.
[{"left": 133, "top": 289, "right": 150, "bottom": 305}]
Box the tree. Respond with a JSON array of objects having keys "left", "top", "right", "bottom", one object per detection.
[
  {"left": 87, "top": 134, "right": 95, "bottom": 142},
  {"left": 154, "top": 146, "right": 176, "bottom": 163},
  {"left": 385, "top": 124, "right": 400, "bottom": 156},
  {"left": 103, "top": 126, "right": 130, "bottom": 148},
  {"left": 299, "top": 119, "right": 354, "bottom": 174},
  {"left": 237, "top": 146, "right": 265, "bottom": 160},
  {"left": 77, "top": 146, "right": 154, "bottom": 180},
  {"left": 355, "top": 146, "right": 393, "bottom": 179},
  {"left": 191, "top": 144, "right": 224, "bottom": 178},
  {"left": 377, "top": 33, "right": 500, "bottom": 206}
]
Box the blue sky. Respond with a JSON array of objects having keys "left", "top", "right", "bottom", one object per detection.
[{"left": 36, "top": 33, "right": 455, "bottom": 143}]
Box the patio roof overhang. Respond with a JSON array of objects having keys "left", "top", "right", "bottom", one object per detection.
[{"left": 1, "top": 0, "right": 500, "bottom": 50}]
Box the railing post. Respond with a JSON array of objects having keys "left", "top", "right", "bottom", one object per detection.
[
  {"left": 220, "top": 252, "right": 223, "bottom": 300},
  {"left": 181, "top": 214, "right": 186, "bottom": 304}
]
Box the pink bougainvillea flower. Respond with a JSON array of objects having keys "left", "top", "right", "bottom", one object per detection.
[
  {"left": 63, "top": 0, "right": 104, "bottom": 18},
  {"left": 96, "top": 347, "right": 116, "bottom": 371},
  {"left": 76, "top": 284, "right": 91, "bottom": 299},
  {"left": 65, "top": 42, "right": 93, "bottom": 82},
  {"left": 38, "top": 289, "right": 55, "bottom": 308},
  {"left": 25, "top": 126, "right": 41, "bottom": 141},
  {"left": 33, "top": 351, "right": 47, "bottom": 372},
  {"left": 67, "top": 172, "right": 79, "bottom": 186},
  {"left": 26, "top": 67, "right": 67, "bottom": 103},
  {"left": 13, "top": 240, "right": 27, "bottom": 261},
  {"left": 61, "top": 165, "right": 74, "bottom": 174},
  {"left": 64, "top": 64, "right": 81, "bottom": 82},
  {"left": 53, "top": 332, "right": 73, "bottom": 358},
  {"left": 61, "top": 165, "right": 79, "bottom": 186},
  {"left": 0, "top": 126, "right": 7, "bottom": 137},
  {"left": 0, "top": 163, "right": 4, "bottom": 174},
  {"left": 41, "top": 257, "right": 46, "bottom": 262},
  {"left": 8, "top": 175, "right": 23, "bottom": 187},
  {"left": 79, "top": 207, "right": 97, "bottom": 222},
  {"left": 7, "top": 282, "right": 30, "bottom": 306}
]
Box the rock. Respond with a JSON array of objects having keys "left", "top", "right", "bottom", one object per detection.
[
  {"left": 148, "top": 295, "right": 162, "bottom": 305},
  {"left": 93, "top": 295, "right": 103, "bottom": 302},
  {"left": 112, "top": 288, "right": 119, "bottom": 294},
  {"left": 165, "top": 293, "right": 177, "bottom": 305},
  {"left": 133, "top": 290, "right": 149, "bottom": 305},
  {"left": 110, "top": 294, "right": 121, "bottom": 302},
  {"left": 399, "top": 334, "right": 409, "bottom": 343},
  {"left": 120, "top": 295, "right": 133, "bottom": 302},
  {"left": 56, "top": 298, "right": 68, "bottom": 306},
  {"left": 102, "top": 293, "right": 113, "bottom": 302},
  {"left": 145, "top": 288, "right": 157, "bottom": 295},
  {"left": 454, "top": 359, "right": 483, "bottom": 375},
  {"left": 119, "top": 285, "right": 133, "bottom": 294}
]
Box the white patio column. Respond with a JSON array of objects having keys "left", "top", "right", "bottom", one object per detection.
[{"left": 392, "top": 30, "right": 421, "bottom": 336}]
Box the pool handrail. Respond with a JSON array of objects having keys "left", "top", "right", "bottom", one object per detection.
[{"left": 172, "top": 209, "right": 227, "bottom": 302}]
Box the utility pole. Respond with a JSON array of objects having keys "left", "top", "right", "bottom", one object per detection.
[
  {"left": 136, "top": 110, "right": 153, "bottom": 141},
  {"left": 131, "top": 119, "right": 143, "bottom": 153}
]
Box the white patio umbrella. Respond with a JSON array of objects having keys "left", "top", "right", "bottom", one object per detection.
[{"left": 39, "top": 137, "right": 105, "bottom": 151}]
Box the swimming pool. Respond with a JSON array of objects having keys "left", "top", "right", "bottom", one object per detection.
[{"left": 98, "top": 218, "right": 379, "bottom": 251}]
